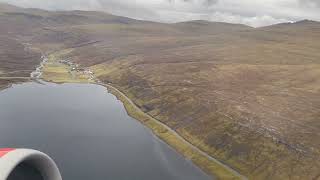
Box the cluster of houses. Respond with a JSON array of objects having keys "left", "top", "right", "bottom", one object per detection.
[{"left": 59, "top": 59, "right": 95, "bottom": 81}]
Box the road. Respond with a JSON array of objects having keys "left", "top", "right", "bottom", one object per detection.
[
  {"left": 0, "top": 77, "right": 31, "bottom": 80},
  {"left": 102, "top": 83, "right": 248, "bottom": 180}
]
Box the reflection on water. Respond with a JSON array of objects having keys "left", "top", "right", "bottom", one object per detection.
[{"left": 0, "top": 82, "right": 211, "bottom": 180}]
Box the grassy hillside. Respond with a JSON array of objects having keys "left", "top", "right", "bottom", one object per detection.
[
  {"left": 0, "top": 36, "right": 40, "bottom": 89},
  {"left": 0, "top": 3, "right": 319, "bottom": 179}
]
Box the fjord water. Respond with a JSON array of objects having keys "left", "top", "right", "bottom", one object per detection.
[{"left": 0, "top": 82, "right": 211, "bottom": 180}]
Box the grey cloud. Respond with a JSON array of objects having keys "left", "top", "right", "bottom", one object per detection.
[
  {"left": 167, "top": 0, "right": 219, "bottom": 6},
  {"left": 92, "top": 0, "right": 158, "bottom": 21},
  {"left": 300, "top": 0, "right": 320, "bottom": 7},
  {"left": 205, "top": 0, "right": 219, "bottom": 6},
  {"left": 0, "top": 0, "right": 319, "bottom": 27},
  {"left": 0, "top": 0, "right": 159, "bottom": 20}
]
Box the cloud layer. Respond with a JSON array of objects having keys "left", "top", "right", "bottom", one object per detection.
[{"left": 1, "top": 0, "right": 320, "bottom": 27}]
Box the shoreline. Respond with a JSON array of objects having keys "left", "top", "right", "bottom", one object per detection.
[
  {"left": 101, "top": 83, "right": 247, "bottom": 180},
  {"left": 0, "top": 74, "right": 246, "bottom": 179},
  {"left": 34, "top": 51, "right": 246, "bottom": 179}
]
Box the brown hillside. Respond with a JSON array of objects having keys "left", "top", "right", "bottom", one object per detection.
[{"left": 0, "top": 3, "right": 319, "bottom": 179}]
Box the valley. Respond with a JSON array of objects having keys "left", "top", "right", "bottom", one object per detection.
[{"left": 0, "top": 3, "right": 320, "bottom": 179}]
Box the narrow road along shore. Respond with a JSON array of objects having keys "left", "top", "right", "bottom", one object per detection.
[
  {"left": 36, "top": 50, "right": 247, "bottom": 179},
  {"left": 0, "top": 77, "right": 31, "bottom": 80},
  {"left": 101, "top": 83, "right": 248, "bottom": 180}
]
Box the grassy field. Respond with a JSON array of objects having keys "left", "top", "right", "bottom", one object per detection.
[
  {"left": 41, "top": 51, "right": 94, "bottom": 83},
  {"left": 1, "top": 3, "right": 320, "bottom": 179},
  {"left": 40, "top": 49, "right": 244, "bottom": 179},
  {"left": 105, "top": 84, "right": 245, "bottom": 180}
]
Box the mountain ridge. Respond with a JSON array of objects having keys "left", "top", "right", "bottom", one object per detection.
[
  {"left": 0, "top": 3, "right": 320, "bottom": 180},
  {"left": 3, "top": 2, "right": 320, "bottom": 29}
]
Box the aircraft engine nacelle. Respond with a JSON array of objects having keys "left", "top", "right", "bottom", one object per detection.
[{"left": 0, "top": 148, "right": 62, "bottom": 180}]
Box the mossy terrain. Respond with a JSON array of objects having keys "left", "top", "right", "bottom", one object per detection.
[
  {"left": 0, "top": 36, "right": 41, "bottom": 89},
  {"left": 88, "top": 48, "right": 320, "bottom": 180},
  {"left": 106, "top": 84, "right": 244, "bottom": 180},
  {"left": 1, "top": 3, "right": 320, "bottom": 179},
  {"left": 40, "top": 48, "right": 242, "bottom": 179}
]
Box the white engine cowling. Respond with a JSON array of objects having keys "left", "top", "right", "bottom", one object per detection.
[{"left": 0, "top": 148, "right": 62, "bottom": 180}]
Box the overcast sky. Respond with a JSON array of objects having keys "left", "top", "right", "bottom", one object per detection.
[{"left": 1, "top": 0, "right": 320, "bottom": 27}]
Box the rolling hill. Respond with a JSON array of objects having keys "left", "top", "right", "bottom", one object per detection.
[{"left": 0, "top": 3, "right": 319, "bottom": 179}]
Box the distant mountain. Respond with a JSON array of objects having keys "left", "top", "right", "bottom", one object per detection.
[
  {"left": 174, "top": 20, "right": 252, "bottom": 34},
  {"left": 0, "top": 3, "right": 320, "bottom": 179},
  {"left": 0, "top": 2, "right": 21, "bottom": 11},
  {"left": 259, "top": 19, "right": 320, "bottom": 34}
]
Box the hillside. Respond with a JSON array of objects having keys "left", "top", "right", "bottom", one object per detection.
[{"left": 0, "top": 3, "right": 319, "bottom": 179}]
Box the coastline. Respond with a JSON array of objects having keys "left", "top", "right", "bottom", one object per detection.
[
  {"left": 101, "top": 83, "right": 246, "bottom": 180},
  {"left": 35, "top": 51, "right": 246, "bottom": 180}
]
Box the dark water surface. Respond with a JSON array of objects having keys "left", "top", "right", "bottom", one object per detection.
[{"left": 0, "top": 82, "right": 211, "bottom": 180}]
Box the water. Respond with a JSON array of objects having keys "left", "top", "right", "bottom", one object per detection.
[
  {"left": 30, "top": 56, "right": 47, "bottom": 79},
  {"left": 0, "top": 82, "right": 211, "bottom": 180}
]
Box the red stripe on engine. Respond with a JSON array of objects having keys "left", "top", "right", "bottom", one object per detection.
[{"left": 0, "top": 148, "right": 15, "bottom": 158}]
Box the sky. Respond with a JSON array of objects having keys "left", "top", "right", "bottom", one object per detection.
[{"left": 1, "top": 0, "right": 320, "bottom": 27}]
